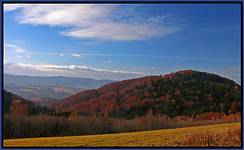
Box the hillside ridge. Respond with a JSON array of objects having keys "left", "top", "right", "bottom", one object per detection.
[{"left": 54, "top": 70, "right": 241, "bottom": 119}]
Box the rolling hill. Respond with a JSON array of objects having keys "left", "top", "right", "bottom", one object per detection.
[
  {"left": 54, "top": 70, "right": 241, "bottom": 119},
  {"left": 4, "top": 85, "right": 82, "bottom": 106},
  {"left": 4, "top": 74, "right": 114, "bottom": 105},
  {"left": 3, "top": 90, "right": 52, "bottom": 115}
]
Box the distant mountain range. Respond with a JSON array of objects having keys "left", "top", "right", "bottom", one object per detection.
[
  {"left": 4, "top": 85, "right": 82, "bottom": 106},
  {"left": 4, "top": 74, "right": 114, "bottom": 89},
  {"left": 4, "top": 74, "right": 114, "bottom": 105},
  {"left": 54, "top": 70, "right": 241, "bottom": 119}
]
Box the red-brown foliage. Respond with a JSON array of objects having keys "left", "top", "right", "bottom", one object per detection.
[
  {"left": 53, "top": 70, "right": 241, "bottom": 119},
  {"left": 195, "top": 112, "right": 240, "bottom": 121}
]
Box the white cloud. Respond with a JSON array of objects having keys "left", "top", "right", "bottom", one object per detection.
[
  {"left": 71, "top": 53, "right": 81, "bottom": 57},
  {"left": 16, "top": 4, "right": 111, "bottom": 26},
  {"left": 5, "top": 4, "right": 179, "bottom": 41},
  {"left": 4, "top": 63, "right": 147, "bottom": 80},
  {"left": 59, "top": 54, "right": 64, "bottom": 57},
  {"left": 62, "top": 22, "right": 179, "bottom": 41},
  {"left": 5, "top": 43, "right": 25, "bottom": 53}
]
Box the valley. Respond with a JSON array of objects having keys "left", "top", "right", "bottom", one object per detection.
[{"left": 4, "top": 74, "right": 114, "bottom": 106}]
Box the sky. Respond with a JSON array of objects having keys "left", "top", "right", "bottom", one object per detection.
[{"left": 3, "top": 4, "right": 241, "bottom": 82}]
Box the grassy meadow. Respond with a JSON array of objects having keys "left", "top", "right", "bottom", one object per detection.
[{"left": 4, "top": 122, "right": 240, "bottom": 147}]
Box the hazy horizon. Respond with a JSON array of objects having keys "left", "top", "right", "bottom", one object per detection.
[{"left": 3, "top": 69, "right": 241, "bottom": 85}]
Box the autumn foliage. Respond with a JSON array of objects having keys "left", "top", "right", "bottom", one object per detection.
[
  {"left": 4, "top": 112, "right": 240, "bottom": 139},
  {"left": 3, "top": 70, "right": 242, "bottom": 140},
  {"left": 54, "top": 70, "right": 241, "bottom": 119}
]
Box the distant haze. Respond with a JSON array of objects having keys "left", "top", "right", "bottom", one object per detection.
[
  {"left": 4, "top": 74, "right": 114, "bottom": 89},
  {"left": 4, "top": 74, "right": 114, "bottom": 102}
]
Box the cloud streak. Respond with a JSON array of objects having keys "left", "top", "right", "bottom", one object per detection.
[
  {"left": 4, "top": 63, "right": 147, "bottom": 80},
  {"left": 4, "top": 4, "right": 179, "bottom": 41},
  {"left": 6, "top": 49, "right": 239, "bottom": 63},
  {"left": 71, "top": 53, "right": 82, "bottom": 57},
  {"left": 5, "top": 43, "right": 25, "bottom": 53}
]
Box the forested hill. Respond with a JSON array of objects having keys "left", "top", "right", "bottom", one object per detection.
[
  {"left": 54, "top": 70, "right": 241, "bottom": 119},
  {"left": 3, "top": 90, "right": 52, "bottom": 115}
]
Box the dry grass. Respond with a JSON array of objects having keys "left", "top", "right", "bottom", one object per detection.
[
  {"left": 4, "top": 122, "right": 241, "bottom": 147},
  {"left": 167, "top": 125, "right": 241, "bottom": 147}
]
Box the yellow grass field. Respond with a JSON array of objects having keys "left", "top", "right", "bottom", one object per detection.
[{"left": 4, "top": 122, "right": 240, "bottom": 147}]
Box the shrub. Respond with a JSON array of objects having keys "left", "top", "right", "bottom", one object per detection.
[{"left": 3, "top": 112, "right": 240, "bottom": 139}]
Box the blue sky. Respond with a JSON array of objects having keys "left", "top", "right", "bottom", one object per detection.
[{"left": 3, "top": 4, "right": 241, "bottom": 82}]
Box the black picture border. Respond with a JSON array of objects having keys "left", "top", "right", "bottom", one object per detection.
[{"left": 0, "top": 0, "right": 243, "bottom": 149}]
